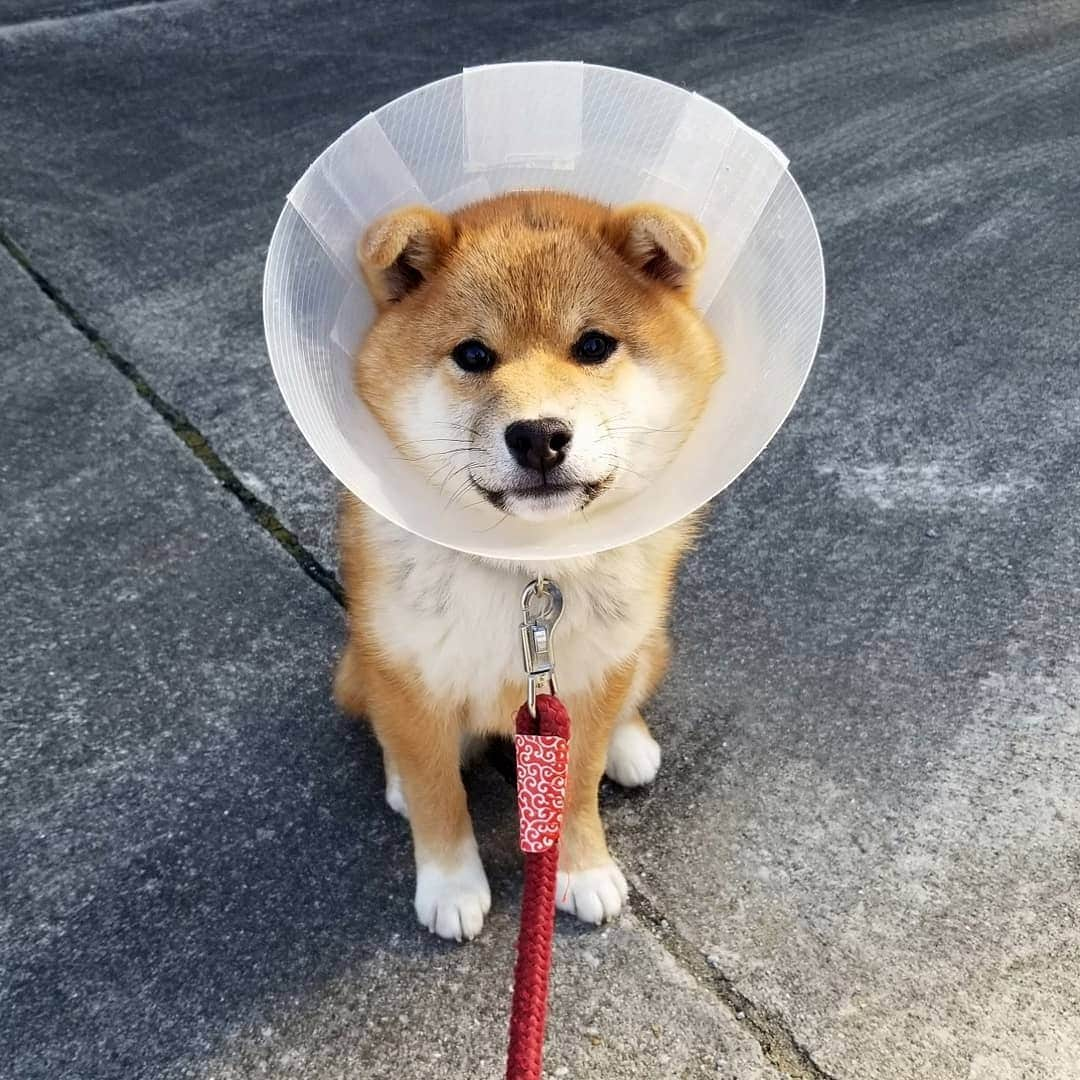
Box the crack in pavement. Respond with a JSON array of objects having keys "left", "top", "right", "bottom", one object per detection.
[
  {"left": 489, "top": 748, "right": 833, "bottom": 1078},
  {"left": 0, "top": 225, "right": 344, "bottom": 608},
  {"left": 625, "top": 884, "right": 838, "bottom": 1080},
  {"left": 2, "top": 221, "right": 829, "bottom": 1077}
]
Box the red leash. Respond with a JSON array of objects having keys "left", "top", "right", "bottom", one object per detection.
[
  {"left": 505, "top": 580, "right": 568, "bottom": 1080},
  {"left": 506, "top": 694, "right": 570, "bottom": 1079}
]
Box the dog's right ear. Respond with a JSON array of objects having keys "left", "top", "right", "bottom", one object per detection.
[
  {"left": 358, "top": 206, "right": 454, "bottom": 307},
  {"left": 605, "top": 202, "right": 707, "bottom": 297}
]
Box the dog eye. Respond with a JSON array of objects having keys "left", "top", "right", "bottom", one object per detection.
[
  {"left": 451, "top": 339, "right": 496, "bottom": 373},
  {"left": 572, "top": 331, "right": 618, "bottom": 364}
]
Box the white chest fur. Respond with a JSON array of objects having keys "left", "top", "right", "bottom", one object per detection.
[{"left": 364, "top": 514, "right": 677, "bottom": 716}]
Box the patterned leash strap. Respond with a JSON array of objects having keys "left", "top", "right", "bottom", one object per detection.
[
  {"left": 506, "top": 694, "right": 571, "bottom": 1080},
  {"left": 505, "top": 580, "right": 569, "bottom": 1080}
]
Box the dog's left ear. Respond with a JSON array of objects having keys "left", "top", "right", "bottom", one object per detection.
[
  {"left": 606, "top": 203, "right": 708, "bottom": 296},
  {"left": 358, "top": 206, "right": 454, "bottom": 308}
]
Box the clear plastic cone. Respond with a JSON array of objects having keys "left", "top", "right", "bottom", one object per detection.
[{"left": 263, "top": 62, "right": 825, "bottom": 560}]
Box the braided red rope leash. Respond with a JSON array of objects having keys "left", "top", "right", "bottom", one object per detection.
[{"left": 506, "top": 693, "right": 571, "bottom": 1080}]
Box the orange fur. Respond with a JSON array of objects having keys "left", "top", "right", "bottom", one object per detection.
[
  {"left": 351, "top": 192, "right": 720, "bottom": 452},
  {"left": 334, "top": 191, "right": 722, "bottom": 938}
]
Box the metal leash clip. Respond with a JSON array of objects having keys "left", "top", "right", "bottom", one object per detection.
[{"left": 520, "top": 577, "right": 564, "bottom": 718}]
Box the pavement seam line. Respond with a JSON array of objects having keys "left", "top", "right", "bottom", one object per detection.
[
  {"left": 625, "top": 883, "right": 839, "bottom": 1080},
  {"left": 0, "top": 226, "right": 345, "bottom": 608},
  {"left": 485, "top": 747, "right": 834, "bottom": 1079},
  {"left": 4, "top": 227, "right": 829, "bottom": 1078}
]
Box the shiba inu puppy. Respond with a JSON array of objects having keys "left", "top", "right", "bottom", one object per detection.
[{"left": 334, "top": 191, "right": 722, "bottom": 940}]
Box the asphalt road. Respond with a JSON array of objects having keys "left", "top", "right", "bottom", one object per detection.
[{"left": 2, "top": 2, "right": 1079, "bottom": 1078}]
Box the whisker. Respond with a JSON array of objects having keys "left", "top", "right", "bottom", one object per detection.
[
  {"left": 437, "top": 459, "right": 478, "bottom": 495},
  {"left": 602, "top": 452, "right": 650, "bottom": 483},
  {"left": 444, "top": 476, "right": 477, "bottom": 511},
  {"left": 593, "top": 430, "right": 679, "bottom": 452},
  {"left": 426, "top": 420, "right": 484, "bottom": 439},
  {"left": 476, "top": 510, "right": 510, "bottom": 533},
  {"left": 604, "top": 423, "right": 689, "bottom": 437},
  {"left": 428, "top": 455, "right": 470, "bottom": 486},
  {"left": 458, "top": 496, "right": 499, "bottom": 514},
  {"left": 620, "top": 434, "right": 683, "bottom": 450},
  {"left": 398, "top": 446, "right": 486, "bottom": 464},
  {"left": 393, "top": 438, "right": 470, "bottom": 449}
]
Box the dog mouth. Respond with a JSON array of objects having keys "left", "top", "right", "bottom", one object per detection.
[{"left": 470, "top": 475, "right": 613, "bottom": 514}]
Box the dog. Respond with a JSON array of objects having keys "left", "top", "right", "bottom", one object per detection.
[{"left": 334, "top": 191, "right": 722, "bottom": 940}]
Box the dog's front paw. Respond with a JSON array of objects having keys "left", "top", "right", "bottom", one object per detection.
[
  {"left": 414, "top": 844, "right": 491, "bottom": 942},
  {"left": 605, "top": 721, "right": 661, "bottom": 787},
  {"left": 556, "top": 861, "right": 628, "bottom": 925}
]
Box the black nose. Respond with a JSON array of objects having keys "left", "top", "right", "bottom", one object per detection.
[{"left": 504, "top": 418, "right": 573, "bottom": 473}]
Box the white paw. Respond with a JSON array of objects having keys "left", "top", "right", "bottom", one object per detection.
[
  {"left": 556, "top": 862, "right": 628, "bottom": 925},
  {"left": 414, "top": 842, "right": 491, "bottom": 942},
  {"left": 605, "top": 723, "right": 661, "bottom": 787},
  {"left": 385, "top": 770, "right": 408, "bottom": 818}
]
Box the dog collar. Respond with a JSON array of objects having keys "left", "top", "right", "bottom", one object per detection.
[{"left": 263, "top": 62, "right": 824, "bottom": 560}]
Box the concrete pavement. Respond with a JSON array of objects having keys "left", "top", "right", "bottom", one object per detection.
[{"left": 3, "top": 2, "right": 1079, "bottom": 1078}]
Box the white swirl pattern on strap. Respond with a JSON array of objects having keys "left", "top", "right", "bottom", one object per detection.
[{"left": 515, "top": 734, "right": 569, "bottom": 854}]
